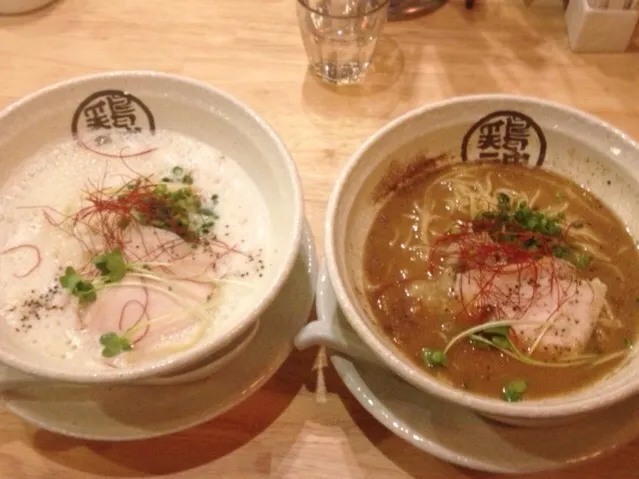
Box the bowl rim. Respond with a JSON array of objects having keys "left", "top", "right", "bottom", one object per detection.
[
  {"left": 325, "top": 93, "right": 639, "bottom": 419},
  {"left": 0, "top": 70, "right": 304, "bottom": 383}
]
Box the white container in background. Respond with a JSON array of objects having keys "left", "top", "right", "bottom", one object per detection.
[{"left": 565, "top": 0, "right": 639, "bottom": 53}]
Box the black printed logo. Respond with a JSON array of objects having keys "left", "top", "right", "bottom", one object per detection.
[
  {"left": 461, "top": 111, "right": 546, "bottom": 166},
  {"left": 71, "top": 90, "right": 155, "bottom": 143}
]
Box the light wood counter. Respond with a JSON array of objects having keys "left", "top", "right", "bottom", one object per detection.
[{"left": 0, "top": 0, "right": 638, "bottom": 477}]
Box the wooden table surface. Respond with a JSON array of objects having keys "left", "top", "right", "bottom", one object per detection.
[{"left": 1, "top": 0, "right": 639, "bottom": 477}]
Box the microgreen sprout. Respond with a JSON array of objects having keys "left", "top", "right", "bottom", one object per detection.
[
  {"left": 93, "top": 248, "right": 128, "bottom": 283},
  {"left": 447, "top": 320, "right": 629, "bottom": 371},
  {"left": 469, "top": 336, "right": 490, "bottom": 350},
  {"left": 60, "top": 249, "right": 131, "bottom": 304},
  {"left": 61, "top": 248, "right": 230, "bottom": 357},
  {"left": 59, "top": 267, "right": 97, "bottom": 304},
  {"left": 99, "top": 332, "right": 132, "bottom": 358},
  {"left": 51, "top": 166, "right": 242, "bottom": 362}
]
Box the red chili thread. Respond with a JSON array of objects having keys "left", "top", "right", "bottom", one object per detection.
[
  {"left": 0, "top": 244, "right": 42, "bottom": 278},
  {"left": 429, "top": 220, "right": 580, "bottom": 326}
]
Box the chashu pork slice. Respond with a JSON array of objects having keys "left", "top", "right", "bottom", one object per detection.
[
  {"left": 82, "top": 280, "right": 212, "bottom": 349},
  {"left": 455, "top": 257, "right": 607, "bottom": 358},
  {"left": 82, "top": 225, "right": 219, "bottom": 350}
]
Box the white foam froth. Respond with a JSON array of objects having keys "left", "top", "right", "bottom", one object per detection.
[{"left": 0, "top": 131, "right": 271, "bottom": 371}]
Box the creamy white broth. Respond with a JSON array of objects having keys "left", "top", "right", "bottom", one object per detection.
[{"left": 0, "top": 130, "right": 271, "bottom": 370}]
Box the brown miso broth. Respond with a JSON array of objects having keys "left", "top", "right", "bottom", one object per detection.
[{"left": 364, "top": 163, "right": 639, "bottom": 401}]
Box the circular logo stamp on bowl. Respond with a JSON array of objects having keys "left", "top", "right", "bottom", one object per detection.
[
  {"left": 461, "top": 111, "right": 546, "bottom": 166},
  {"left": 71, "top": 90, "right": 156, "bottom": 154}
]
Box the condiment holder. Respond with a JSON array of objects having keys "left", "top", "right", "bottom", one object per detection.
[{"left": 565, "top": 0, "right": 639, "bottom": 53}]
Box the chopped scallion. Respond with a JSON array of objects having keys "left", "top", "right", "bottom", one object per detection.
[
  {"left": 575, "top": 254, "right": 592, "bottom": 269},
  {"left": 423, "top": 348, "right": 447, "bottom": 368},
  {"left": 503, "top": 379, "right": 527, "bottom": 402}
]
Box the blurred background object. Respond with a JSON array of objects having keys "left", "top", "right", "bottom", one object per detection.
[
  {"left": 0, "top": 0, "right": 57, "bottom": 14},
  {"left": 565, "top": 0, "right": 639, "bottom": 52},
  {"left": 387, "top": 0, "right": 448, "bottom": 21}
]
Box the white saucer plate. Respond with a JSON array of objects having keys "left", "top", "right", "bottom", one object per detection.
[
  {"left": 0, "top": 222, "right": 317, "bottom": 441},
  {"left": 315, "top": 263, "right": 639, "bottom": 475}
]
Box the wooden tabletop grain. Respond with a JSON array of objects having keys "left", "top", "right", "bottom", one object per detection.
[{"left": 1, "top": 0, "right": 639, "bottom": 477}]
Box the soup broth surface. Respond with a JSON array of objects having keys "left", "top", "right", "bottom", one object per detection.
[
  {"left": 0, "top": 130, "right": 270, "bottom": 370},
  {"left": 364, "top": 163, "right": 639, "bottom": 400}
]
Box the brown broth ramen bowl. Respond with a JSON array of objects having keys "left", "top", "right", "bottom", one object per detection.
[{"left": 325, "top": 95, "right": 639, "bottom": 427}]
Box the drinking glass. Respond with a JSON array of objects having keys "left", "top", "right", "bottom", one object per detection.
[{"left": 296, "top": 0, "right": 391, "bottom": 85}]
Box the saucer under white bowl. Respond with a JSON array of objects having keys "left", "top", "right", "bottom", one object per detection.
[
  {"left": 0, "top": 222, "right": 317, "bottom": 441},
  {"left": 313, "top": 262, "right": 639, "bottom": 474}
]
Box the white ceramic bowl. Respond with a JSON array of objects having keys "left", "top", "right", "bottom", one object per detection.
[
  {"left": 325, "top": 94, "right": 639, "bottom": 426},
  {"left": 0, "top": 71, "right": 303, "bottom": 383}
]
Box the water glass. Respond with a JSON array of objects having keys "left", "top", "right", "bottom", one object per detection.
[{"left": 296, "top": 0, "right": 390, "bottom": 85}]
